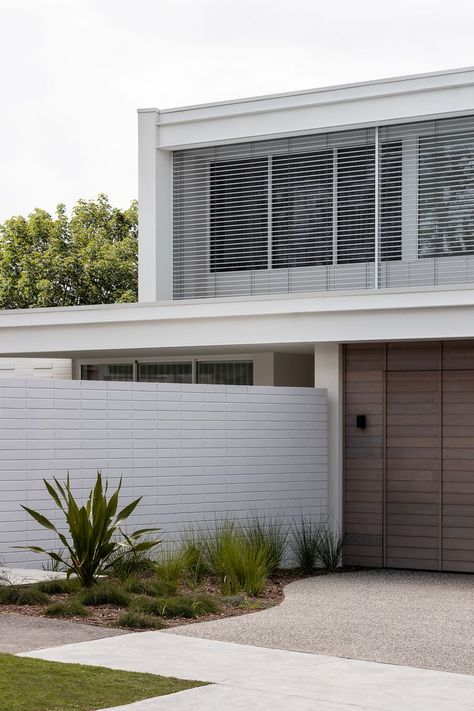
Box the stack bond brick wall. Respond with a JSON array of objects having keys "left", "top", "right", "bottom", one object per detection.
[{"left": 0, "top": 379, "right": 327, "bottom": 567}]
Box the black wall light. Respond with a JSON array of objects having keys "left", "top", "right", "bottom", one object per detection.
[{"left": 356, "top": 415, "right": 367, "bottom": 430}]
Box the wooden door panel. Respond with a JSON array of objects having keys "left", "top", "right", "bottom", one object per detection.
[
  {"left": 442, "top": 371, "right": 474, "bottom": 572},
  {"left": 385, "top": 370, "right": 441, "bottom": 570}
]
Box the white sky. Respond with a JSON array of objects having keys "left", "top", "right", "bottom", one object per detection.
[{"left": 0, "top": 0, "right": 473, "bottom": 222}]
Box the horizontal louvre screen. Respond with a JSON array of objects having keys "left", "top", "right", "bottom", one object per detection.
[
  {"left": 173, "top": 115, "right": 474, "bottom": 298},
  {"left": 210, "top": 158, "right": 268, "bottom": 272},
  {"left": 272, "top": 151, "right": 333, "bottom": 268},
  {"left": 418, "top": 132, "right": 474, "bottom": 258}
]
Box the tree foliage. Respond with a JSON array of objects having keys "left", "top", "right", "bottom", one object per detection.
[{"left": 0, "top": 194, "right": 138, "bottom": 308}]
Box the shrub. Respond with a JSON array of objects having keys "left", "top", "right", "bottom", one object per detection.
[
  {"left": 291, "top": 517, "right": 321, "bottom": 573},
  {"left": 79, "top": 583, "right": 129, "bottom": 607},
  {"left": 243, "top": 514, "right": 288, "bottom": 574},
  {"left": 317, "top": 528, "right": 345, "bottom": 572},
  {"left": 18, "top": 471, "right": 161, "bottom": 587},
  {"left": 45, "top": 600, "right": 88, "bottom": 618},
  {"left": 115, "top": 611, "right": 167, "bottom": 630},
  {"left": 0, "top": 585, "right": 49, "bottom": 606},
  {"left": 36, "top": 578, "right": 80, "bottom": 595}
]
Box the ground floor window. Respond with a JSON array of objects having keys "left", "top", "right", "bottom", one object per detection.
[
  {"left": 137, "top": 362, "right": 192, "bottom": 383},
  {"left": 80, "top": 364, "right": 133, "bottom": 381},
  {"left": 197, "top": 360, "right": 252, "bottom": 385},
  {"left": 80, "top": 360, "right": 253, "bottom": 385}
]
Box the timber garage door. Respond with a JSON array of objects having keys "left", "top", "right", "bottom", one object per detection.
[{"left": 344, "top": 341, "right": 474, "bottom": 573}]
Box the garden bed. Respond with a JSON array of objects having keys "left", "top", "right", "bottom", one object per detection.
[{"left": 0, "top": 571, "right": 324, "bottom": 630}]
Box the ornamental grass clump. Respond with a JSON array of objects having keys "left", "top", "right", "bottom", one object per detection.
[
  {"left": 243, "top": 514, "right": 288, "bottom": 574},
  {"left": 155, "top": 549, "right": 188, "bottom": 594},
  {"left": 291, "top": 516, "right": 321, "bottom": 573},
  {"left": 204, "top": 521, "right": 273, "bottom": 596},
  {"left": 317, "top": 527, "right": 345, "bottom": 572},
  {"left": 18, "top": 471, "right": 161, "bottom": 587}
]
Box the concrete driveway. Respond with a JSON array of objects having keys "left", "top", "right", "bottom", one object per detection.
[
  {"left": 23, "top": 631, "right": 474, "bottom": 710},
  {"left": 169, "top": 569, "right": 474, "bottom": 675}
]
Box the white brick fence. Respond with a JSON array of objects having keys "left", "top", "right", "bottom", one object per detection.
[{"left": 0, "top": 379, "right": 327, "bottom": 567}]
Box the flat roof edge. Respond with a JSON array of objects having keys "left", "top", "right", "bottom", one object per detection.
[{"left": 155, "top": 66, "right": 474, "bottom": 116}]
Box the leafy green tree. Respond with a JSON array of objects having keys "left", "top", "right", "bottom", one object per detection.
[{"left": 0, "top": 194, "right": 138, "bottom": 308}]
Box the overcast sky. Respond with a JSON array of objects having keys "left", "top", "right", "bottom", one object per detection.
[{"left": 1, "top": 0, "right": 473, "bottom": 222}]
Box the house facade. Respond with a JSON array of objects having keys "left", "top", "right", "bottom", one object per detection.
[{"left": 1, "top": 67, "right": 474, "bottom": 571}]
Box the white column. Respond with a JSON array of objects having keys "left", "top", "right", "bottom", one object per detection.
[
  {"left": 138, "top": 109, "right": 173, "bottom": 302},
  {"left": 314, "top": 343, "right": 343, "bottom": 532}
]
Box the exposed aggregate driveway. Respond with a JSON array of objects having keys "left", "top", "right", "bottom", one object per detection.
[{"left": 168, "top": 569, "right": 474, "bottom": 675}]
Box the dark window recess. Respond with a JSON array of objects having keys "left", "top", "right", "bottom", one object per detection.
[
  {"left": 196, "top": 361, "right": 253, "bottom": 385},
  {"left": 210, "top": 158, "right": 268, "bottom": 272},
  {"left": 272, "top": 151, "right": 333, "bottom": 268},
  {"left": 418, "top": 132, "right": 474, "bottom": 258},
  {"left": 137, "top": 362, "right": 192, "bottom": 384},
  {"left": 80, "top": 364, "right": 133, "bottom": 382}
]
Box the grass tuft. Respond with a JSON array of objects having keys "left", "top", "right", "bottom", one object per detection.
[
  {"left": 115, "top": 611, "right": 167, "bottom": 630},
  {"left": 155, "top": 549, "right": 188, "bottom": 594},
  {"left": 45, "top": 599, "right": 88, "bottom": 618},
  {"left": 291, "top": 516, "right": 321, "bottom": 573},
  {"left": 243, "top": 514, "right": 288, "bottom": 574},
  {"left": 108, "top": 546, "right": 156, "bottom": 583},
  {"left": 134, "top": 593, "right": 217, "bottom": 619},
  {"left": 317, "top": 528, "right": 345, "bottom": 572},
  {"left": 35, "top": 578, "right": 80, "bottom": 595},
  {"left": 0, "top": 585, "right": 50, "bottom": 606},
  {"left": 79, "top": 583, "right": 130, "bottom": 607}
]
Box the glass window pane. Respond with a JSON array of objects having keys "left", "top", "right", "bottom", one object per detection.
[
  {"left": 210, "top": 158, "right": 268, "bottom": 272},
  {"left": 80, "top": 364, "right": 133, "bottom": 381},
  {"left": 196, "top": 361, "right": 253, "bottom": 385},
  {"left": 137, "top": 362, "right": 192, "bottom": 384}
]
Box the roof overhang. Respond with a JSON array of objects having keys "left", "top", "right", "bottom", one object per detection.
[{"left": 2, "top": 286, "right": 474, "bottom": 358}]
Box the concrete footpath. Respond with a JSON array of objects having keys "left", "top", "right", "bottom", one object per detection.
[{"left": 22, "top": 631, "right": 474, "bottom": 711}]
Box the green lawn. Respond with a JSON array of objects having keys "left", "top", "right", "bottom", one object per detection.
[{"left": 0, "top": 653, "right": 206, "bottom": 711}]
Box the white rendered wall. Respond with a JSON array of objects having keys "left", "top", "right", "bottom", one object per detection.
[
  {"left": 314, "top": 344, "right": 343, "bottom": 532},
  {"left": 0, "top": 359, "right": 71, "bottom": 380},
  {"left": 0, "top": 379, "right": 327, "bottom": 567}
]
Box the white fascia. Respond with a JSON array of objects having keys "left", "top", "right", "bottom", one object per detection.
[{"left": 149, "top": 67, "right": 474, "bottom": 150}]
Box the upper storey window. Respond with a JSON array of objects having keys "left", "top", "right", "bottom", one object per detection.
[{"left": 173, "top": 115, "right": 474, "bottom": 298}]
